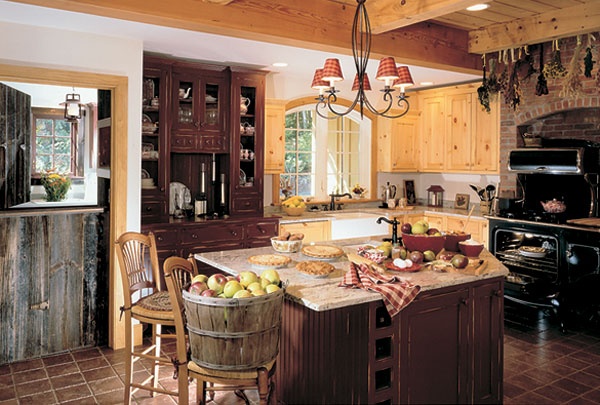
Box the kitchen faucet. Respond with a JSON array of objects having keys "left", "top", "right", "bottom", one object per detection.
[
  {"left": 329, "top": 193, "right": 352, "bottom": 211},
  {"left": 376, "top": 217, "right": 400, "bottom": 245}
]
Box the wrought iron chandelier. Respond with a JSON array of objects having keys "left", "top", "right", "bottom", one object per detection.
[
  {"left": 60, "top": 89, "right": 82, "bottom": 122},
  {"left": 312, "top": 0, "right": 413, "bottom": 119}
]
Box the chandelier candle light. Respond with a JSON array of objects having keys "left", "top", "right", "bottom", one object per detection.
[{"left": 312, "top": 0, "right": 414, "bottom": 119}]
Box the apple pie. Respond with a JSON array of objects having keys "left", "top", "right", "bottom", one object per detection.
[
  {"left": 247, "top": 254, "right": 291, "bottom": 268},
  {"left": 296, "top": 261, "right": 335, "bottom": 278},
  {"left": 301, "top": 244, "right": 344, "bottom": 259}
]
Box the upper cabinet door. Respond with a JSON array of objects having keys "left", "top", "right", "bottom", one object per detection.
[
  {"left": 0, "top": 82, "right": 31, "bottom": 209},
  {"left": 171, "top": 68, "right": 229, "bottom": 152},
  {"left": 420, "top": 95, "right": 445, "bottom": 172}
]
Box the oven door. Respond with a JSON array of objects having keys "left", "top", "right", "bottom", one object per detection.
[{"left": 492, "top": 227, "right": 561, "bottom": 306}]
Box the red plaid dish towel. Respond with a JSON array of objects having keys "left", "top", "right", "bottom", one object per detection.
[{"left": 339, "top": 262, "right": 420, "bottom": 317}]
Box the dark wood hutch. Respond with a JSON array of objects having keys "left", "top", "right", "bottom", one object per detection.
[{"left": 140, "top": 54, "right": 277, "bottom": 270}]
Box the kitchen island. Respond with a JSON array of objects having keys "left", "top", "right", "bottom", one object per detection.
[{"left": 195, "top": 238, "right": 508, "bottom": 404}]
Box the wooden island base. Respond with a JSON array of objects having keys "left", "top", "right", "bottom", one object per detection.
[{"left": 277, "top": 277, "right": 503, "bottom": 404}]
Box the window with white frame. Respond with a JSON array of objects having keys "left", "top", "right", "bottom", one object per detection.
[{"left": 282, "top": 107, "right": 371, "bottom": 201}]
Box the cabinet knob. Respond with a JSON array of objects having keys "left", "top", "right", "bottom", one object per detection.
[
  {"left": 244, "top": 201, "right": 251, "bottom": 207},
  {"left": 461, "top": 298, "right": 469, "bottom": 306},
  {"left": 191, "top": 233, "right": 198, "bottom": 239},
  {"left": 145, "top": 206, "right": 152, "bottom": 212},
  {"left": 157, "top": 236, "right": 164, "bottom": 241},
  {"left": 258, "top": 227, "right": 266, "bottom": 234},
  {"left": 494, "top": 289, "right": 503, "bottom": 297},
  {"left": 231, "top": 231, "right": 238, "bottom": 237}
]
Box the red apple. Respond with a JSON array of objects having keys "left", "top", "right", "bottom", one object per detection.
[
  {"left": 189, "top": 281, "right": 208, "bottom": 295},
  {"left": 201, "top": 289, "right": 217, "bottom": 297}
]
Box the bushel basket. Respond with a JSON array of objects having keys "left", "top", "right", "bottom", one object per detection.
[{"left": 182, "top": 288, "right": 284, "bottom": 370}]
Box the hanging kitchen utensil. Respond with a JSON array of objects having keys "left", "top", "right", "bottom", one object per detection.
[
  {"left": 535, "top": 43, "right": 549, "bottom": 96},
  {"left": 469, "top": 184, "right": 483, "bottom": 200},
  {"left": 486, "top": 184, "right": 496, "bottom": 201}
]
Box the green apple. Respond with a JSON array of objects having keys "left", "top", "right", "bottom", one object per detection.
[
  {"left": 233, "top": 289, "right": 253, "bottom": 299},
  {"left": 260, "top": 269, "right": 281, "bottom": 285},
  {"left": 265, "top": 284, "right": 280, "bottom": 294},
  {"left": 246, "top": 282, "right": 263, "bottom": 293},
  {"left": 251, "top": 289, "right": 267, "bottom": 296},
  {"left": 223, "top": 280, "right": 244, "bottom": 298},
  {"left": 411, "top": 223, "right": 428, "bottom": 235},
  {"left": 260, "top": 277, "right": 272, "bottom": 289},
  {"left": 192, "top": 274, "right": 208, "bottom": 284},
  {"left": 238, "top": 270, "right": 259, "bottom": 288}
]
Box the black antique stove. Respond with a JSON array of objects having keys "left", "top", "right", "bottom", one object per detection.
[{"left": 489, "top": 140, "right": 600, "bottom": 331}]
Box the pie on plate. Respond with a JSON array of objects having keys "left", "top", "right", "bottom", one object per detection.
[
  {"left": 247, "top": 254, "right": 291, "bottom": 268},
  {"left": 296, "top": 261, "right": 335, "bottom": 278},
  {"left": 301, "top": 244, "right": 344, "bottom": 259},
  {"left": 518, "top": 246, "right": 546, "bottom": 258}
]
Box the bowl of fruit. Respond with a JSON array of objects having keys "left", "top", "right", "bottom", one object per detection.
[
  {"left": 271, "top": 232, "right": 304, "bottom": 253},
  {"left": 281, "top": 195, "right": 306, "bottom": 216},
  {"left": 400, "top": 221, "right": 445, "bottom": 254}
]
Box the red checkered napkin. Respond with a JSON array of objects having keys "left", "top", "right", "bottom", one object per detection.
[{"left": 339, "top": 262, "right": 420, "bottom": 317}]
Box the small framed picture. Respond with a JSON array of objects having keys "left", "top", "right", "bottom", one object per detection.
[
  {"left": 454, "top": 193, "right": 470, "bottom": 210},
  {"left": 404, "top": 180, "right": 416, "bottom": 205}
]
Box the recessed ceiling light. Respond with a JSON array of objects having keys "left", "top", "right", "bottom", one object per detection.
[
  {"left": 272, "top": 62, "right": 288, "bottom": 67},
  {"left": 466, "top": 4, "right": 489, "bottom": 11}
]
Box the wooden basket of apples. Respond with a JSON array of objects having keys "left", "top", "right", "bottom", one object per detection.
[{"left": 183, "top": 269, "right": 284, "bottom": 370}]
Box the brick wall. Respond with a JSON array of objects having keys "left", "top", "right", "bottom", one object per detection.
[{"left": 497, "top": 34, "right": 600, "bottom": 196}]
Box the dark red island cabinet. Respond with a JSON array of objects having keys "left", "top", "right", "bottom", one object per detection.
[{"left": 276, "top": 277, "right": 503, "bottom": 404}]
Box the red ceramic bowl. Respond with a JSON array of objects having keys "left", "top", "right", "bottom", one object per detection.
[
  {"left": 458, "top": 241, "right": 484, "bottom": 257},
  {"left": 444, "top": 232, "right": 471, "bottom": 252},
  {"left": 401, "top": 233, "right": 446, "bottom": 254}
]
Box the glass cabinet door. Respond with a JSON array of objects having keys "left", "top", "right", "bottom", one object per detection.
[
  {"left": 141, "top": 68, "right": 163, "bottom": 193},
  {"left": 172, "top": 74, "right": 197, "bottom": 132},
  {"left": 238, "top": 85, "right": 257, "bottom": 190}
]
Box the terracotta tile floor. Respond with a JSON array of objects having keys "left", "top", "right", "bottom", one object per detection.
[{"left": 1, "top": 304, "right": 600, "bottom": 404}]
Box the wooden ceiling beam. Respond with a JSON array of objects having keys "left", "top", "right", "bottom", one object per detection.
[
  {"left": 469, "top": 2, "right": 600, "bottom": 53},
  {"left": 368, "top": 0, "right": 491, "bottom": 34},
  {"left": 7, "top": 0, "right": 481, "bottom": 73}
]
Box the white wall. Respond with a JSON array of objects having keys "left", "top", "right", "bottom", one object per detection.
[{"left": 0, "top": 21, "right": 143, "bottom": 230}]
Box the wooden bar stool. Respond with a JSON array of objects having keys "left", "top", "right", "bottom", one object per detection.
[
  {"left": 115, "top": 232, "right": 196, "bottom": 403},
  {"left": 163, "top": 256, "right": 277, "bottom": 405}
]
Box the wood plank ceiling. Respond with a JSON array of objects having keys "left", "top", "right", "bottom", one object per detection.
[{"left": 7, "top": 0, "right": 600, "bottom": 74}]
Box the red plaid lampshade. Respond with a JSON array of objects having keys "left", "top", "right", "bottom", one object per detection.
[
  {"left": 393, "top": 66, "right": 414, "bottom": 91},
  {"left": 352, "top": 73, "right": 372, "bottom": 91},
  {"left": 322, "top": 58, "right": 344, "bottom": 83},
  {"left": 311, "top": 69, "right": 330, "bottom": 90},
  {"left": 375, "top": 57, "right": 399, "bottom": 84}
]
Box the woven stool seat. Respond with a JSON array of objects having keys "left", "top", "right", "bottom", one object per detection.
[{"left": 132, "top": 291, "right": 174, "bottom": 321}]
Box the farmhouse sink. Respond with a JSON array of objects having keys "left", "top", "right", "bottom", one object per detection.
[{"left": 326, "top": 211, "right": 389, "bottom": 240}]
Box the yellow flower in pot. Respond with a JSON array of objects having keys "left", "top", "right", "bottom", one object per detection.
[{"left": 41, "top": 170, "right": 72, "bottom": 202}]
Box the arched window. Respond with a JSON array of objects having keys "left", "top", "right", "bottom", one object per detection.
[{"left": 282, "top": 107, "right": 371, "bottom": 201}]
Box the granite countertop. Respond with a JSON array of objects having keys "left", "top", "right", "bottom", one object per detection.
[
  {"left": 195, "top": 237, "right": 508, "bottom": 312},
  {"left": 275, "top": 205, "right": 487, "bottom": 223}
]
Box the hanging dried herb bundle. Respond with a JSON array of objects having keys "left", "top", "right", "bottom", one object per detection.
[
  {"left": 561, "top": 36, "right": 584, "bottom": 99},
  {"left": 584, "top": 47, "right": 595, "bottom": 78},
  {"left": 504, "top": 62, "right": 522, "bottom": 111},
  {"left": 477, "top": 63, "right": 491, "bottom": 112},
  {"left": 487, "top": 58, "right": 502, "bottom": 94},
  {"left": 516, "top": 50, "right": 536, "bottom": 81},
  {"left": 543, "top": 40, "right": 567, "bottom": 79},
  {"left": 535, "top": 44, "right": 549, "bottom": 96}
]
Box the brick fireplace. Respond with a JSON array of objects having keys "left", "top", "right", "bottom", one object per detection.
[{"left": 498, "top": 34, "right": 600, "bottom": 196}]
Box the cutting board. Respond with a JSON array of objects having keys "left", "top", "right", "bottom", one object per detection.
[{"left": 566, "top": 217, "right": 600, "bottom": 228}]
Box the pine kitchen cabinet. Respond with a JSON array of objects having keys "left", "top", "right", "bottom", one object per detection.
[
  {"left": 417, "top": 83, "right": 500, "bottom": 174},
  {"left": 264, "top": 99, "right": 286, "bottom": 174},
  {"left": 279, "top": 219, "right": 331, "bottom": 243},
  {"left": 377, "top": 112, "right": 419, "bottom": 172}
]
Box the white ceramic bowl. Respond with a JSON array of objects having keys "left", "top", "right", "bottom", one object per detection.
[{"left": 271, "top": 237, "right": 303, "bottom": 253}]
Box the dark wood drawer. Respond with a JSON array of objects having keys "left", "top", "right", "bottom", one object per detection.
[
  {"left": 171, "top": 134, "right": 196, "bottom": 152},
  {"left": 141, "top": 200, "right": 166, "bottom": 220},
  {"left": 181, "top": 224, "right": 243, "bottom": 245},
  {"left": 245, "top": 220, "right": 277, "bottom": 239},
  {"left": 148, "top": 227, "right": 179, "bottom": 246},
  {"left": 232, "top": 196, "right": 262, "bottom": 214}
]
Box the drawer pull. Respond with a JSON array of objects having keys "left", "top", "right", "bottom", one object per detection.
[
  {"left": 157, "top": 236, "right": 164, "bottom": 241},
  {"left": 231, "top": 231, "right": 238, "bottom": 237},
  {"left": 191, "top": 233, "right": 198, "bottom": 239},
  {"left": 258, "top": 227, "right": 266, "bottom": 234},
  {"left": 461, "top": 298, "right": 469, "bottom": 306},
  {"left": 494, "top": 289, "right": 502, "bottom": 297}
]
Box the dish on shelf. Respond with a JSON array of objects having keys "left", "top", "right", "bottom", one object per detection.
[
  {"left": 519, "top": 246, "right": 546, "bottom": 258},
  {"left": 205, "top": 95, "right": 217, "bottom": 103},
  {"left": 141, "top": 143, "right": 158, "bottom": 159},
  {"left": 142, "top": 114, "right": 157, "bottom": 133},
  {"left": 169, "top": 182, "right": 191, "bottom": 215},
  {"left": 239, "top": 169, "right": 246, "bottom": 185},
  {"left": 141, "top": 169, "right": 151, "bottom": 179}
]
